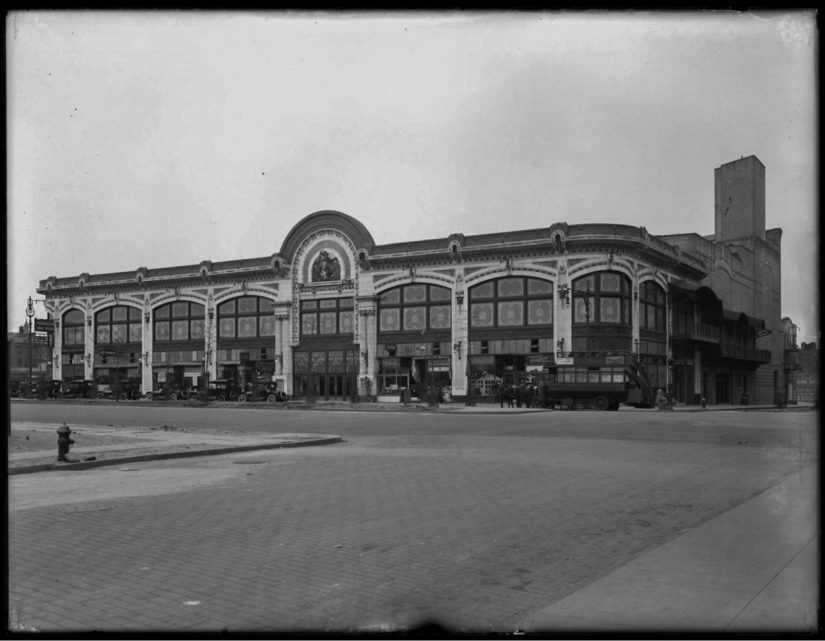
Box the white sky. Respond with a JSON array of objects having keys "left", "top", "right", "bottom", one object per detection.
[{"left": 7, "top": 11, "right": 818, "bottom": 342}]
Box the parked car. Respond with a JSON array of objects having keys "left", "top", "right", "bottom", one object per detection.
[
  {"left": 204, "top": 379, "right": 242, "bottom": 402},
  {"left": 121, "top": 377, "right": 143, "bottom": 400},
  {"left": 237, "top": 380, "right": 288, "bottom": 403},
  {"left": 11, "top": 381, "right": 39, "bottom": 398},
  {"left": 62, "top": 379, "right": 94, "bottom": 399},
  {"left": 93, "top": 383, "right": 113, "bottom": 399},
  {"left": 145, "top": 382, "right": 193, "bottom": 401},
  {"left": 45, "top": 379, "right": 63, "bottom": 399}
]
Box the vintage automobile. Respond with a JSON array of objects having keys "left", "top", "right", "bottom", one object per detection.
[
  {"left": 62, "top": 379, "right": 95, "bottom": 399},
  {"left": 120, "top": 377, "right": 143, "bottom": 400},
  {"left": 237, "top": 380, "right": 288, "bottom": 403},
  {"left": 145, "top": 382, "right": 193, "bottom": 401},
  {"left": 44, "top": 380, "right": 64, "bottom": 399},
  {"left": 92, "top": 378, "right": 141, "bottom": 400},
  {"left": 204, "top": 379, "right": 242, "bottom": 402}
]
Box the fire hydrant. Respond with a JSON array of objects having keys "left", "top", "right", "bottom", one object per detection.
[{"left": 57, "top": 423, "right": 75, "bottom": 461}]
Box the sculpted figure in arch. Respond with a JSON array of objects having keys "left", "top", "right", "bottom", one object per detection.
[{"left": 312, "top": 250, "right": 341, "bottom": 282}]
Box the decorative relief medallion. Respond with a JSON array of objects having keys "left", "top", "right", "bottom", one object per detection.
[{"left": 312, "top": 250, "right": 341, "bottom": 282}]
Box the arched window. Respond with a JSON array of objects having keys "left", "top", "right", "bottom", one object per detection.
[
  {"left": 63, "top": 310, "right": 85, "bottom": 345},
  {"left": 378, "top": 284, "right": 451, "bottom": 333},
  {"left": 640, "top": 281, "right": 666, "bottom": 332},
  {"left": 95, "top": 306, "right": 142, "bottom": 344},
  {"left": 469, "top": 277, "right": 553, "bottom": 328},
  {"left": 154, "top": 301, "right": 205, "bottom": 342},
  {"left": 571, "top": 271, "right": 632, "bottom": 353},
  {"left": 218, "top": 296, "right": 275, "bottom": 338},
  {"left": 572, "top": 272, "right": 631, "bottom": 325}
]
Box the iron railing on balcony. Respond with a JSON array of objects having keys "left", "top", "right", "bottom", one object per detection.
[
  {"left": 671, "top": 321, "right": 720, "bottom": 342},
  {"left": 719, "top": 340, "right": 772, "bottom": 363}
]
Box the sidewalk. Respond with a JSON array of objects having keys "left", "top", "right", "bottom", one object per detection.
[
  {"left": 9, "top": 425, "right": 342, "bottom": 475},
  {"left": 522, "top": 463, "right": 819, "bottom": 633}
]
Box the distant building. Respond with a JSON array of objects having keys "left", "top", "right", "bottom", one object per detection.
[
  {"left": 7, "top": 325, "right": 53, "bottom": 384},
  {"left": 37, "top": 155, "right": 789, "bottom": 406},
  {"left": 780, "top": 317, "right": 800, "bottom": 405},
  {"left": 797, "top": 341, "right": 820, "bottom": 405}
]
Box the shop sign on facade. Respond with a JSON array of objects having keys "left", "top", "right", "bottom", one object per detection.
[{"left": 526, "top": 354, "right": 554, "bottom": 371}]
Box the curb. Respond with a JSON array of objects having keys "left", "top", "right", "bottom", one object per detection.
[{"left": 9, "top": 436, "right": 344, "bottom": 476}]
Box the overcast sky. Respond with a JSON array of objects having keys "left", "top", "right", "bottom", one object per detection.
[{"left": 7, "top": 11, "right": 818, "bottom": 342}]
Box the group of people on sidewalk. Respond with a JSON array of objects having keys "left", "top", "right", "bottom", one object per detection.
[{"left": 493, "top": 380, "right": 546, "bottom": 408}]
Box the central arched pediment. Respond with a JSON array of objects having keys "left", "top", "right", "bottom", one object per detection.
[{"left": 279, "top": 210, "right": 376, "bottom": 264}]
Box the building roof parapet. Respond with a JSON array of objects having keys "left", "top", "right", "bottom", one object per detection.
[
  {"left": 38, "top": 255, "right": 284, "bottom": 296},
  {"left": 38, "top": 215, "right": 709, "bottom": 296}
]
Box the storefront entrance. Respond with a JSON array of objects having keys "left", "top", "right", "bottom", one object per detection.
[
  {"left": 297, "top": 373, "right": 358, "bottom": 402},
  {"left": 293, "top": 349, "right": 360, "bottom": 402},
  {"left": 715, "top": 372, "right": 730, "bottom": 404}
]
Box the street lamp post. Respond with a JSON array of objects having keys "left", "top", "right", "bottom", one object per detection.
[{"left": 26, "top": 296, "right": 34, "bottom": 390}]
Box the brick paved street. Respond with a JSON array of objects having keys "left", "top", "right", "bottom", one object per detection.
[{"left": 8, "top": 408, "right": 817, "bottom": 633}]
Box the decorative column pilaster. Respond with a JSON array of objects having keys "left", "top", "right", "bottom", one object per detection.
[
  {"left": 84, "top": 312, "right": 94, "bottom": 380},
  {"left": 632, "top": 279, "right": 641, "bottom": 356},
  {"left": 555, "top": 261, "right": 572, "bottom": 359},
  {"left": 205, "top": 299, "right": 217, "bottom": 381},
  {"left": 52, "top": 315, "right": 62, "bottom": 380},
  {"left": 274, "top": 302, "right": 292, "bottom": 393},
  {"left": 357, "top": 296, "right": 377, "bottom": 395},
  {"left": 452, "top": 275, "right": 468, "bottom": 396},
  {"left": 142, "top": 307, "right": 152, "bottom": 394}
]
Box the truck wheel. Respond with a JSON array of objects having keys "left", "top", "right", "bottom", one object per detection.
[
  {"left": 238, "top": 393, "right": 247, "bottom": 402},
  {"left": 170, "top": 392, "right": 177, "bottom": 401},
  {"left": 96, "top": 392, "right": 104, "bottom": 399},
  {"left": 119, "top": 392, "right": 127, "bottom": 400},
  {"left": 217, "top": 394, "right": 226, "bottom": 402},
  {"left": 593, "top": 395, "right": 610, "bottom": 411},
  {"left": 145, "top": 392, "right": 153, "bottom": 400},
  {"left": 266, "top": 393, "right": 277, "bottom": 403}
]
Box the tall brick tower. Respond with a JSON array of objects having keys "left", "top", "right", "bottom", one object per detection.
[{"left": 714, "top": 155, "right": 766, "bottom": 241}]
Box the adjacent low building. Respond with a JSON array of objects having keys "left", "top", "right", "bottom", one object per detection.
[{"left": 37, "top": 155, "right": 786, "bottom": 405}]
